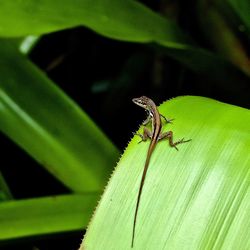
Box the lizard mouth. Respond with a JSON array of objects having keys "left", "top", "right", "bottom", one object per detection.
[
  {"left": 132, "top": 96, "right": 149, "bottom": 109},
  {"left": 132, "top": 98, "right": 138, "bottom": 103},
  {"left": 132, "top": 97, "right": 143, "bottom": 105}
]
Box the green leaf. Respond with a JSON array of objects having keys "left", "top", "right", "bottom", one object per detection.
[
  {"left": 0, "top": 39, "right": 119, "bottom": 193},
  {"left": 0, "top": 171, "right": 13, "bottom": 201},
  {"left": 0, "top": 194, "right": 98, "bottom": 240},
  {"left": 0, "top": 0, "right": 189, "bottom": 47},
  {"left": 81, "top": 96, "right": 250, "bottom": 249},
  {"left": 0, "top": 0, "right": 249, "bottom": 103},
  {"left": 227, "top": 0, "right": 250, "bottom": 29}
]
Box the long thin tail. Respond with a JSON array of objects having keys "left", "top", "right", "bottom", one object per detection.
[{"left": 131, "top": 142, "right": 155, "bottom": 248}]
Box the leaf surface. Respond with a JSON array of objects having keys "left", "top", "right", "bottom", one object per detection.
[
  {"left": 0, "top": 194, "right": 98, "bottom": 240},
  {"left": 81, "top": 96, "right": 250, "bottom": 249},
  {"left": 0, "top": 40, "right": 119, "bottom": 192}
]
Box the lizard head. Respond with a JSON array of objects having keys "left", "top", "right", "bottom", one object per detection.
[{"left": 132, "top": 96, "right": 151, "bottom": 110}]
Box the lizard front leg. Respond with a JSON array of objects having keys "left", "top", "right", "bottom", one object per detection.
[
  {"left": 134, "top": 127, "right": 152, "bottom": 143},
  {"left": 159, "top": 131, "right": 191, "bottom": 150},
  {"left": 142, "top": 114, "right": 151, "bottom": 126},
  {"left": 160, "top": 114, "right": 174, "bottom": 124}
]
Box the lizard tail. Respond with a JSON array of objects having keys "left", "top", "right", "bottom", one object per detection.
[{"left": 131, "top": 142, "right": 155, "bottom": 248}]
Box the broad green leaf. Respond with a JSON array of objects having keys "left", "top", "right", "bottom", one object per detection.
[
  {"left": 81, "top": 96, "right": 250, "bottom": 250},
  {"left": 0, "top": 40, "right": 119, "bottom": 193},
  {"left": 0, "top": 1, "right": 249, "bottom": 103},
  {"left": 0, "top": 194, "right": 98, "bottom": 240},
  {"left": 0, "top": 0, "right": 188, "bottom": 47}
]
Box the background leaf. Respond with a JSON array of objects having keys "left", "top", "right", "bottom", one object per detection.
[
  {"left": 0, "top": 39, "right": 119, "bottom": 193},
  {"left": 81, "top": 96, "right": 250, "bottom": 249},
  {"left": 0, "top": 194, "right": 98, "bottom": 240},
  {"left": 0, "top": 0, "right": 188, "bottom": 45},
  {"left": 0, "top": 0, "right": 248, "bottom": 104},
  {"left": 0, "top": 171, "right": 12, "bottom": 201},
  {"left": 227, "top": 0, "right": 250, "bottom": 28}
]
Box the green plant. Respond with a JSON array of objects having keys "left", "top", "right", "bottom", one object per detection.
[
  {"left": 0, "top": 0, "right": 249, "bottom": 249},
  {"left": 82, "top": 96, "right": 250, "bottom": 249}
]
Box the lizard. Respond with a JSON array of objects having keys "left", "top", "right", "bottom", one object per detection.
[{"left": 131, "top": 96, "right": 191, "bottom": 248}]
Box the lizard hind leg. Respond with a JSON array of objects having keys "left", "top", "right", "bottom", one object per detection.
[
  {"left": 159, "top": 131, "right": 191, "bottom": 150},
  {"left": 134, "top": 127, "right": 152, "bottom": 144}
]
